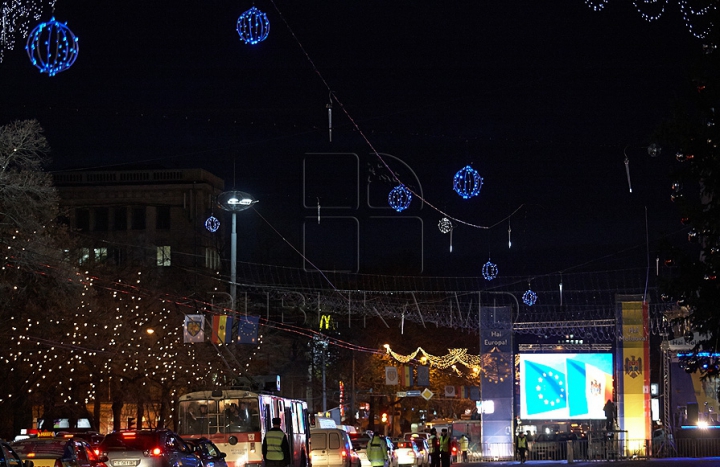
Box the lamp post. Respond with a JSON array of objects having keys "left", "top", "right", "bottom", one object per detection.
[{"left": 218, "top": 190, "right": 257, "bottom": 309}]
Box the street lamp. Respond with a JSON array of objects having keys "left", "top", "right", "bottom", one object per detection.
[{"left": 218, "top": 190, "right": 258, "bottom": 309}]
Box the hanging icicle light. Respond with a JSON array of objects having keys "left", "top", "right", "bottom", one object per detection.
[
  {"left": 388, "top": 184, "right": 412, "bottom": 212},
  {"left": 453, "top": 165, "right": 483, "bottom": 199},
  {"left": 438, "top": 218, "right": 453, "bottom": 252},
  {"left": 26, "top": 17, "right": 79, "bottom": 76},
  {"left": 236, "top": 6, "right": 270, "bottom": 44}
]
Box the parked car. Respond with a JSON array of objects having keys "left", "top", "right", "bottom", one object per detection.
[
  {"left": 12, "top": 436, "right": 106, "bottom": 467},
  {"left": 184, "top": 438, "right": 228, "bottom": 467},
  {"left": 97, "top": 430, "right": 201, "bottom": 467},
  {"left": 392, "top": 440, "right": 422, "bottom": 467}
]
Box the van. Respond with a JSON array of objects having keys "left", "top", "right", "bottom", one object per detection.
[{"left": 311, "top": 428, "right": 354, "bottom": 467}]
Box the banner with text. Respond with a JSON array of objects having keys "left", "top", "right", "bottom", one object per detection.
[{"left": 481, "top": 305, "right": 513, "bottom": 452}]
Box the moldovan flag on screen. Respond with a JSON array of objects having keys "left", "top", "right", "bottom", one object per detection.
[
  {"left": 183, "top": 314, "right": 205, "bottom": 343},
  {"left": 237, "top": 315, "right": 259, "bottom": 344},
  {"left": 212, "top": 314, "right": 234, "bottom": 344}
]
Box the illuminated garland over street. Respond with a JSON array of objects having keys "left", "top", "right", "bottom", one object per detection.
[{"left": 384, "top": 345, "right": 482, "bottom": 370}]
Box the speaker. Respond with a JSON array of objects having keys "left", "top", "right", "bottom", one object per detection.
[{"left": 687, "top": 402, "right": 699, "bottom": 425}]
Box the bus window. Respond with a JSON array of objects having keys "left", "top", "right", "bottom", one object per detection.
[{"left": 222, "top": 398, "right": 260, "bottom": 433}]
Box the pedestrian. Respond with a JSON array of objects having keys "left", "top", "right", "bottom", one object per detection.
[
  {"left": 366, "top": 433, "right": 389, "bottom": 467},
  {"left": 439, "top": 428, "right": 450, "bottom": 467},
  {"left": 459, "top": 434, "right": 469, "bottom": 463},
  {"left": 603, "top": 399, "right": 616, "bottom": 431},
  {"left": 262, "top": 417, "right": 291, "bottom": 467},
  {"left": 428, "top": 428, "right": 440, "bottom": 467},
  {"left": 515, "top": 432, "right": 528, "bottom": 464}
]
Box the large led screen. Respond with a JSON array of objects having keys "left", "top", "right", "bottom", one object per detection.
[{"left": 519, "top": 353, "right": 613, "bottom": 420}]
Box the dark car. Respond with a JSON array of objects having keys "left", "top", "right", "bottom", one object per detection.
[
  {"left": 184, "top": 438, "right": 228, "bottom": 467},
  {"left": 0, "top": 439, "right": 34, "bottom": 467},
  {"left": 98, "top": 430, "right": 201, "bottom": 467},
  {"left": 12, "top": 436, "right": 104, "bottom": 467}
]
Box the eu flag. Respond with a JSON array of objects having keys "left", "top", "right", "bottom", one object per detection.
[{"left": 237, "top": 315, "right": 259, "bottom": 344}]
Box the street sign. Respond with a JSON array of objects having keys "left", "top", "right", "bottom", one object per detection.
[
  {"left": 407, "top": 390, "right": 422, "bottom": 397},
  {"left": 421, "top": 388, "right": 433, "bottom": 400},
  {"left": 396, "top": 391, "right": 408, "bottom": 398}
]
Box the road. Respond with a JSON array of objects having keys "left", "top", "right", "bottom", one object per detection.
[{"left": 454, "top": 458, "right": 720, "bottom": 466}]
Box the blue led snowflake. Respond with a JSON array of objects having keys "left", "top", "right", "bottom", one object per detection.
[
  {"left": 26, "top": 17, "right": 79, "bottom": 76},
  {"left": 388, "top": 184, "right": 412, "bottom": 212},
  {"left": 453, "top": 165, "right": 483, "bottom": 199},
  {"left": 236, "top": 6, "right": 270, "bottom": 44},
  {"left": 482, "top": 260, "right": 498, "bottom": 281},
  {"left": 205, "top": 215, "right": 220, "bottom": 232},
  {"left": 523, "top": 289, "right": 538, "bottom": 306}
]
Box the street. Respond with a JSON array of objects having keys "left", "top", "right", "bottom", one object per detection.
[{"left": 454, "top": 458, "right": 720, "bottom": 466}]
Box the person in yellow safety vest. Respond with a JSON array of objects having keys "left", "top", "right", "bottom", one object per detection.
[
  {"left": 366, "top": 433, "right": 389, "bottom": 467},
  {"left": 427, "top": 428, "right": 439, "bottom": 467},
  {"left": 263, "top": 417, "right": 291, "bottom": 467},
  {"left": 459, "top": 435, "right": 469, "bottom": 463},
  {"left": 438, "top": 428, "right": 450, "bottom": 467},
  {"left": 515, "top": 432, "right": 528, "bottom": 464}
]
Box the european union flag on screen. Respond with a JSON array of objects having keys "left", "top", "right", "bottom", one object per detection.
[
  {"left": 525, "top": 361, "right": 567, "bottom": 416},
  {"left": 237, "top": 315, "right": 259, "bottom": 344}
]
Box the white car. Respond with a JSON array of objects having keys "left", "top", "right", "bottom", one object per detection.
[{"left": 392, "top": 439, "right": 422, "bottom": 467}]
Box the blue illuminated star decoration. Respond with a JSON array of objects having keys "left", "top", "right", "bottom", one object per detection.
[
  {"left": 205, "top": 215, "right": 220, "bottom": 233},
  {"left": 453, "top": 165, "right": 483, "bottom": 199},
  {"left": 388, "top": 184, "right": 412, "bottom": 212},
  {"left": 482, "top": 260, "right": 498, "bottom": 281},
  {"left": 236, "top": 6, "right": 270, "bottom": 44},
  {"left": 25, "top": 17, "right": 79, "bottom": 76},
  {"left": 523, "top": 289, "right": 538, "bottom": 306}
]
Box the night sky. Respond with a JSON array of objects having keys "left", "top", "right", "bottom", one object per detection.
[{"left": 1, "top": 1, "right": 706, "bottom": 278}]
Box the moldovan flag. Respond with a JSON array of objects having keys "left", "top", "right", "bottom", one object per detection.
[
  {"left": 212, "top": 314, "right": 234, "bottom": 344},
  {"left": 183, "top": 314, "right": 205, "bottom": 343},
  {"left": 398, "top": 365, "right": 413, "bottom": 387},
  {"left": 237, "top": 315, "right": 259, "bottom": 344}
]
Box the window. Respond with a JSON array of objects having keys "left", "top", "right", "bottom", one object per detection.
[
  {"left": 205, "top": 248, "right": 221, "bottom": 269},
  {"left": 94, "top": 208, "right": 109, "bottom": 231},
  {"left": 156, "top": 206, "right": 171, "bottom": 230},
  {"left": 79, "top": 248, "right": 90, "bottom": 265},
  {"left": 94, "top": 248, "right": 107, "bottom": 262},
  {"left": 328, "top": 432, "right": 341, "bottom": 449},
  {"left": 131, "top": 207, "right": 146, "bottom": 230},
  {"left": 113, "top": 207, "right": 127, "bottom": 231},
  {"left": 157, "top": 246, "right": 171, "bottom": 266},
  {"left": 76, "top": 209, "right": 90, "bottom": 231}
]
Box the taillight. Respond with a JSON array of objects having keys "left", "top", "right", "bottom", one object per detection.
[
  {"left": 54, "top": 460, "right": 63, "bottom": 467},
  {"left": 145, "top": 447, "right": 164, "bottom": 457},
  {"left": 452, "top": 447, "right": 457, "bottom": 453},
  {"left": 341, "top": 450, "right": 347, "bottom": 458}
]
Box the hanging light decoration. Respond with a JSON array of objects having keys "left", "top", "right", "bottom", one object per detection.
[
  {"left": 453, "top": 165, "right": 483, "bottom": 199},
  {"left": 25, "top": 17, "right": 79, "bottom": 76},
  {"left": 236, "top": 6, "right": 270, "bottom": 44},
  {"left": 482, "top": 260, "right": 498, "bottom": 281},
  {"left": 388, "top": 184, "right": 412, "bottom": 212},
  {"left": 522, "top": 288, "right": 538, "bottom": 306},
  {"left": 438, "top": 218, "right": 453, "bottom": 252},
  {"left": 205, "top": 215, "right": 220, "bottom": 233}
]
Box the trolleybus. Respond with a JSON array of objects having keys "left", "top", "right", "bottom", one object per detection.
[{"left": 177, "top": 389, "right": 310, "bottom": 467}]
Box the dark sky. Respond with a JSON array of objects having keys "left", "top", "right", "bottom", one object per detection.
[{"left": 1, "top": 1, "right": 706, "bottom": 278}]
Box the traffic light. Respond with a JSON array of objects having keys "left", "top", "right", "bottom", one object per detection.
[
  {"left": 381, "top": 413, "right": 388, "bottom": 423},
  {"left": 127, "top": 417, "right": 135, "bottom": 430}
]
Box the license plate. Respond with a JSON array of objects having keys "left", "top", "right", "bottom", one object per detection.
[{"left": 113, "top": 460, "right": 138, "bottom": 466}]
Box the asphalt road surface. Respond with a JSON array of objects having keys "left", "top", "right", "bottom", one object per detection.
[{"left": 455, "top": 458, "right": 720, "bottom": 466}]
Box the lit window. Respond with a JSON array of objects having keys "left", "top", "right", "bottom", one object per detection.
[
  {"left": 79, "top": 248, "right": 90, "bottom": 265},
  {"left": 94, "top": 247, "right": 107, "bottom": 261},
  {"left": 157, "top": 246, "right": 171, "bottom": 266}
]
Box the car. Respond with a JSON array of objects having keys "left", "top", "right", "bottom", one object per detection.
[
  {"left": 0, "top": 439, "right": 34, "bottom": 467},
  {"left": 410, "top": 439, "right": 429, "bottom": 467},
  {"left": 392, "top": 440, "right": 421, "bottom": 467},
  {"left": 12, "top": 436, "right": 106, "bottom": 467},
  {"left": 184, "top": 438, "right": 228, "bottom": 467},
  {"left": 97, "top": 430, "right": 201, "bottom": 467},
  {"left": 310, "top": 427, "right": 354, "bottom": 467}
]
